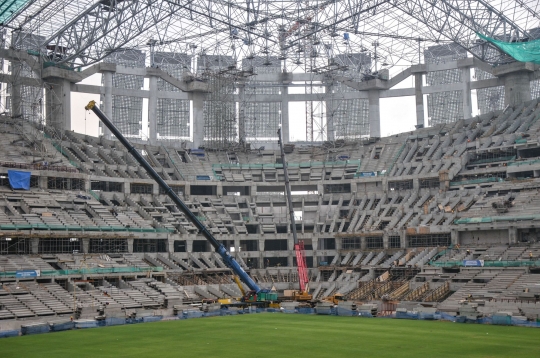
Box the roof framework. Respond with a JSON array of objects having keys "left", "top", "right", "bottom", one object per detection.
[{"left": 2, "top": 1, "right": 539, "bottom": 72}]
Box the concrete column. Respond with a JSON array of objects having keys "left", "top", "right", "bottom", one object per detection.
[
  {"left": 368, "top": 90, "right": 381, "bottom": 138},
  {"left": 451, "top": 229, "right": 459, "bottom": 246},
  {"left": 82, "top": 238, "right": 89, "bottom": 254},
  {"left": 400, "top": 230, "right": 407, "bottom": 248},
  {"left": 102, "top": 71, "right": 114, "bottom": 139},
  {"left": 46, "top": 78, "right": 71, "bottom": 131},
  {"left": 148, "top": 75, "right": 158, "bottom": 143},
  {"left": 167, "top": 238, "right": 174, "bottom": 253},
  {"left": 492, "top": 62, "right": 533, "bottom": 107},
  {"left": 238, "top": 85, "right": 246, "bottom": 142},
  {"left": 414, "top": 73, "right": 425, "bottom": 128},
  {"left": 508, "top": 227, "right": 518, "bottom": 245},
  {"left": 287, "top": 255, "right": 294, "bottom": 267},
  {"left": 360, "top": 237, "right": 366, "bottom": 250},
  {"left": 127, "top": 238, "right": 134, "bottom": 253},
  {"left": 31, "top": 238, "right": 39, "bottom": 254},
  {"left": 192, "top": 92, "right": 205, "bottom": 149},
  {"left": 186, "top": 240, "right": 193, "bottom": 253},
  {"left": 326, "top": 85, "right": 335, "bottom": 141},
  {"left": 10, "top": 60, "right": 22, "bottom": 119},
  {"left": 281, "top": 86, "right": 290, "bottom": 144},
  {"left": 311, "top": 237, "right": 319, "bottom": 251},
  {"left": 503, "top": 72, "right": 531, "bottom": 107},
  {"left": 383, "top": 233, "right": 389, "bottom": 249},
  {"left": 461, "top": 67, "right": 472, "bottom": 119},
  {"left": 38, "top": 176, "right": 47, "bottom": 190}
]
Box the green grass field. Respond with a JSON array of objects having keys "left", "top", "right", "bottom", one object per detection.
[{"left": 1, "top": 315, "right": 538, "bottom": 358}]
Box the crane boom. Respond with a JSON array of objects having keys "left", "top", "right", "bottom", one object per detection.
[
  {"left": 277, "top": 128, "right": 309, "bottom": 292},
  {"left": 85, "top": 100, "right": 260, "bottom": 293}
]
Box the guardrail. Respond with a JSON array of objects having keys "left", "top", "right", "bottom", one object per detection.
[{"left": 0, "top": 266, "right": 163, "bottom": 278}]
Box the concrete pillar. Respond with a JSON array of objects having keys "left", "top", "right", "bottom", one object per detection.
[
  {"left": 287, "top": 255, "right": 294, "bottom": 267},
  {"left": 451, "top": 229, "right": 459, "bottom": 246},
  {"left": 46, "top": 78, "right": 71, "bottom": 131},
  {"left": 102, "top": 71, "right": 114, "bottom": 139},
  {"left": 360, "top": 237, "right": 366, "bottom": 250},
  {"left": 400, "top": 230, "right": 407, "bottom": 248},
  {"left": 368, "top": 90, "right": 381, "bottom": 138},
  {"left": 10, "top": 60, "right": 22, "bottom": 119},
  {"left": 383, "top": 233, "right": 389, "bottom": 249},
  {"left": 192, "top": 92, "right": 205, "bottom": 149},
  {"left": 508, "top": 227, "right": 518, "bottom": 245},
  {"left": 311, "top": 237, "right": 319, "bottom": 251},
  {"left": 281, "top": 86, "right": 290, "bottom": 144},
  {"left": 414, "top": 73, "right": 425, "bottom": 128},
  {"left": 167, "top": 238, "right": 174, "bottom": 253},
  {"left": 461, "top": 67, "right": 472, "bottom": 119},
  {"left": 82, "top": 238, "right": 89, "bottom": 254},
  {"left": 127, "top": 238, "right": 134, "bottom": 253},
  {"left": 238, "top": 85, "right": 246, "bottom": 142},
  {"left": 186, "top": 240, "right": 193, "bottom": 253},
  {"left": 503, "top": 72, "right": 531, "bottom": 107},
  {"left": 31, "top": 238, "right": 39, "bottom": 254},
  {"left": 148, "top": 75, "right": 158, "bottom": 143},
  {"left": 492, "top": 62, "right": 534, "bottom": 107},
  {"left": 38, "top": 176, "right": 47, "bottom": 190},
  {"left": 326, "top": 85, "right": 335, "bottom": 141}
]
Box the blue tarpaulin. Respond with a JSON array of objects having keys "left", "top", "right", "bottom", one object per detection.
[{"left": 8, "top": 170, "right": 31, "bottom": 190}]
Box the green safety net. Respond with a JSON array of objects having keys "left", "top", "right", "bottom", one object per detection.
[
  {"left": 477, "top": 33, "right": 540, "bottom": 64},
  {"left": 0, "top": 0, "right": 30, "bottom": 24}
]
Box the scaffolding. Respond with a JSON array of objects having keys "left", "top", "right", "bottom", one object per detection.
[
  {"left": 425, "top": 43, "right": 468, "bottom": 126},
  {"left": 331, "top": 53, "right": 371, "bottom": 140},
  {"left": 154, "top": 52, "right": 191, "bottom": 140},
  {"left": 241, "top": 56, "right": 281, "bottom": 143},
  {"left": 102, "top": 49, "right": 145, "bottom": 138}
]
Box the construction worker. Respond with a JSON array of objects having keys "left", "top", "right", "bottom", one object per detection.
[{"left": 529, "top": 251, "right": 533, "bottom": 261}]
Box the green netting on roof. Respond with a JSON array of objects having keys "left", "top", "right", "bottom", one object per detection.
[
  {"left": 477, "top": 33, "right": 540, "bottom": 64},
  {"left": 0, "top": 0, "right": 30, "bottom": 23}
]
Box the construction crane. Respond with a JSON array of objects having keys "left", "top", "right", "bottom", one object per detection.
[
  {"left": 84, "top": 100, "right": 263, "bottom": 296},
  {"left": 277, "top": 128, "right": 312, "bottom": 302}
]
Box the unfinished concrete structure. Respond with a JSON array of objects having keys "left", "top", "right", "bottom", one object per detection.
[{"left": 0, "top": 0, "right": 540, "bottom": 326}]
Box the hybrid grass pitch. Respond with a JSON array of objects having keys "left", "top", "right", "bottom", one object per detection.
[{"left": 1, "top": 314, "right": 538, "bottom": 358}]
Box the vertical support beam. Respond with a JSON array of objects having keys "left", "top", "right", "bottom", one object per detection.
[
  {"left": 281, "top": 86, "right": 290, "bottom": 144},
  {"left": 451, "top": 229, "right": 459, "bottom": 246},
  {"left": 503, "top": 72, "right": 531, "bottom": 107},
  {"left": 414, "top": 73, "right": 425, "bottom": 127},
  {"left": 102, "top": 71, "right": 114, "bottom": 139},
  {"left": 400, "top": 230, "right": 407, "bottom": 248},
  {"left": 326, "top": 85, "right": 335, "bottom": 141},
  {"left": 508, "top": 227, "right": 518, "bottom": 245},
  {"left": 127, "top": 238, "right": 134, "bottom": 253},
  {"left": 492, "top": 63, "right": 533, "bottom": 107},
  {"left": 82, "top": 238, "right": 89, "bottom": 254},
  {"left": 46, "top": 78, "right": 71, "bottom": 131},
  {"left": 148, "top": 75, "right": 158, "bottom": 143},
  {"left": 31, "top": 238, "right": 39, "bottom": 254},
  {"left": 368, "top": 90, "right": 381, "bottom": 138},
  {"left": 461, "top": 67, "right": 472, "bottom": 119},
  {"left": 192, "top": 92, "right": 205, "bottom": 149},
  {"left": 11, "top": 60, "right": 22, "bottom": 118},
  {"left": 238, "top": 84, "right": 246, "bottom": 142}
]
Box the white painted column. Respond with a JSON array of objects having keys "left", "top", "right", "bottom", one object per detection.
[
  {"left": 192, "top": 92, "right": 205, "bottom": 149},
  {"left": 148, "top": 75, "right": 158, "bottom": 143},
  {"left": 102, "top": 71, "right": 114, "bottom": 139},
  {"left": 461, "top": 67, "right": 472, "bottom": 119},
  {"left": 368, "top": 90, "right": 381, "bottom": 138},
  {"left": 415, "top": 73, "right": 425, "bottom": 127}
]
